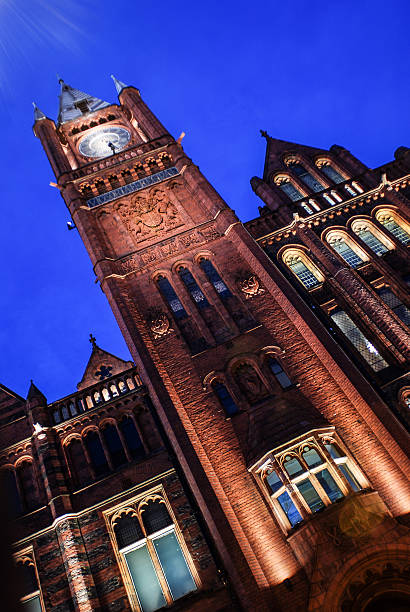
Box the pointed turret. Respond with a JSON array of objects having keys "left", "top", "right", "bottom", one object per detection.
[
  {"left": 57, "top": 77, "right": 111, "bottom": 125},
  {"left": 32, "top": 102, "right": 46, "bottom": 122},
  {"left": 27, "top": 380, "right": 47, "bottom": 403},
  {"left": 111, "top": 74, "right": 128, "bottom": 96}
]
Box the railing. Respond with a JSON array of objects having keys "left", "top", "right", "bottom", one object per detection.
[{"left": 49, "top": 368, "right": 144, "bottom": 425}]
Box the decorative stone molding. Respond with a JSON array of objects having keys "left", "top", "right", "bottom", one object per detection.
[
  {"left": 237, "top": 273, "right": 265, "bottom": 299},
  {"left": 147, "top": 309, "right": 172, "bottom": 339}
]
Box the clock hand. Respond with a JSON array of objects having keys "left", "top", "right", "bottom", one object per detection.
[{"left": 107, "top": 142, "right": 116, "bottom": 155}]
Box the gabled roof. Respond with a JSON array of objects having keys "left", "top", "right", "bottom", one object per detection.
[
  {"left": 260, "top": 131, "right": 331, "bottom": 181},
  {"left": 57, "top": 78, "right": 111, "bottom": 125},
  {"left": 77, "top": 337, "right": 134, "bottom": 391}
]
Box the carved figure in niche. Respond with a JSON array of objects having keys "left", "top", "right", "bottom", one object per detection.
[
  {"left": 237, "top": 272, "right": 265, "bottom": 298},
  {"left": 147, "top": 309, "right": 172, "bottom": 339},
  {"left": 117, "top": 189, "right": 181, "bottom": 241},
  {"left": 233, "top": 363, "right": 268, "bottom": 403}
]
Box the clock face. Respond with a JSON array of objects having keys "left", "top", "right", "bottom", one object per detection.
[{"left": 78, "top": 126, "right": 131, "bottom": 158}]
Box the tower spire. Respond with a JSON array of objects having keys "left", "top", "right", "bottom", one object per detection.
[
  {"left": 57, "top": 78, "right": 111, "bottom": 125},
  {"left": 111, "top": 74, "right": 128, "bottom": 95},
  {"left": 32, "top": 102, "right": 46, "bottom": 121}
]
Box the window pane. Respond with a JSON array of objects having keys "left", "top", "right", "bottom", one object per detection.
[
  {"left": 279, "top": 181, "right": 303, "bottom": 202},
  {"left": 377, "top": 288, "right": 410, "bottom": 326},
  {"left": 199, "top": 259, "right": 231, "bottom": 299},
  {"left": 154, "top": 531, "right": 196, "bottom": 601},
  {"left": 302, "top": 447, "right": 323, "bottom": 468},
  {"left": 266, "top": 470, "right": 282, "bottom": 494},
  {"left": 331, "top": 239, "right": 363, "bottom": 268},
  {"left": 277, "top": 491, "right": 303, "bottom": 527},
  {"left": 212, "top": 381, "right": 239, "bottom": 416},
  {"left": 297, "top": 479, "right": 325, "bottom": 512},
  {"left": 380, "top": 217, "right": 410, "bottom": 245},
  {"left": 354, "top": 227, "right": 389, "bottom": 255},
  {"left": 330, "top": 310, "right": 388, "bottom": 371},
  {"left": 316, "top": 469, "right": 344, "bottom": 503},
  {"left": 120, "top": 417, "right": 145, "bottom": 460},
  {"left": 157, "top": 277, "right": 187, "bottom": 320},
  {"left": 321, "top": 164, "right": 345, "bottom": 184},
  {"left": 289, "top": 163, "right": 324, "bottom": 193},
  {"left": 288, "top": 258, "right": 320, "bottom": 289},
  {"left": 179, "top": 268, "right": 209, "bottom": 309},
  {"left": 102, "top": 424, "right": 127, "bottom": 468},
  {"left": 338, "top": 464, "right": 360, "bottom": 492},
  {"left": 142, "top": 501, "right": 172, "bottom": 535},
  {"left": 324, "top": 442, "right": 343, "bottom": 459},
  {"left": 283, "top": 456, "right": 304, "bottom": 477},
  {"left": 125, "top": 545, "right": 166, "bottom": 612},
  {"left": 268, "top": 358, "right": 292, "bottom": 388},
  {"left": 84, "top": 432, "right": 109, "bottom": 476},
  {"left": 115, "top": 515, "right": 144, "bottom": 549},
  {"left": 22, "top": 595, "right": 42, "bottom": 612}
]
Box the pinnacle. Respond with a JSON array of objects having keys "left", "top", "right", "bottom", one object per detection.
[
  {"left": 32, "top": 102, "right": 46, "bottom": 121},
  {"left": 111, "top": 74, "right": 128, "bottom": 95},
  {"left": 27, "top": 380, "right": 47, "bottom": 402}
]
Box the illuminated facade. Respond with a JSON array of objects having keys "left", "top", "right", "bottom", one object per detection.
[{"left": 1, "top": 78, "right": 409, "bottom": 611}]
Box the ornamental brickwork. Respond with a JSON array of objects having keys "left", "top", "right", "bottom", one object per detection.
[{"left": 1, "top": 79, "right": 409, "bottom": 612}]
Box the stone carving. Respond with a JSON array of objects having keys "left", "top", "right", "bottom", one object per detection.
[
  {"left": 237, "top": 273, "right": 265, "bottom": 299},
  {"left": 117, "top": 189, "right": 182, "bottom": 241},
  {"left": 147, "top": 310, "right": 172, "bottom": 339},
  {"left": 234, "top": 363, "right": 269, "bottom": 403}
]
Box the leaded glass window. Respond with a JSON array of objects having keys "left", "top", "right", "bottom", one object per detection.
[
  {"left": 199, "top": 259, "right": 231, "bottom": 299},
  {"left": 320, "top": 164, "right": 345, "bottom": 184},
  {"left": 288, "top": 163, "right": 324, "bottom": 193},
  {"left": 267, "top": 357, "right": 292, "bottom": 388},
  {"left": 278, "top": 180, "right": 303, "bottom": 202},
  {"left": 286, "top": 256, "right": 321, "bottom": 289},
  {"left": 377, "top": 288, "right": 410, "bottom": 326},
  {"left": 330, "top": 310, "right": 388, "bottom": 371},
  {"left": 156, "top": 276, "right": 187, "bottom": 320},
  {"left": 114, "top": 499, "right": 197, "bottom": 611},
  {"left": 329, "top": 238, "right": 364, "bottom": 268},
  {"left": 378, "top": 215, "right": 410, "bottom": 245},
  {"left": 178, "top": 267, "right": 209, "bottom": 309},
  {"left": 353, "top": 226, "right": 389, "bottom": 256},
  {"left": 212, "top": 381, "right": 239, "bottom": 416}
]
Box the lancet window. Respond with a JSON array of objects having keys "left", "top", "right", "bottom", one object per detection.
[
  {"left": 156, "top": 276, "right": 187, "bottom": 320},
  {"left": 266, "top": 356, "right": 293, "bottom": 389},
  {"left": 287, "top": 162, "right": 325, "bottom": 193},
  {"left": 178, "top": 267, "right": 209, "bottom": 310},
  {"left": 375, "top": 210, "right": 410, "bottom": 245},
  {"left": 351, "top": 221, "right": 393, "bottom": 256},
  {"left": 211, "top": 380, "right": 239, "bottom": 416},
  {"left": 274, "top": 175, "right": 304, "bottom": 202},
  {"left": 326, "top": 232, "right": 367, "bottom": 268},
  {"left": 198, "top": 258, "right": 232, "bottom": 300},
  {"left": 316, "top": 161, "right": 345, "bottom": 184},
  {"left": 84, "top": 430, "right": 110, "bottom": 477},
  {"left": 112, "top": 497, "right": 197, "bottom": 611},
  {"left": 15, "top": 554, "right": 43, "bottom": 611},
  {"left": 282, "top": 249, "right": 323, "bottom": 289},
  {"left": 330, "top": 310, "right": 388, "bottom": 371}
]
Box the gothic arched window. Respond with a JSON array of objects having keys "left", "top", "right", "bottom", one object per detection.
[
  {"left": 15, "top": 559, "right": 42, "bottom": 611},
  {"left": 2, "top": 468, "right": 22, "bottom": 517},
  {"left": 16, "top": 461, "right": 38, "bottom": 512},
  {"left": 282, "top": 250, "right": 323, "bottom": 289},
  {"left": 119, "top": 416, "right": 145, "bottom": 460},
  {"left": 375, "top": 210, "right": 410, "bottom": 245},
  {"left": 351, "top": 221, "right": 394, "bottom": 256},
  {"left": 178, "top": 267, "right": 209, "bottom": 310},
  {"left": 102, "top": 423, "right": 127, "bottom": 468},
  {"left": 199, "top": 258, "right": 232, "bottom": 299},
  {"left": 287, "top": 162, "right": 325, "bottom": 193},
  {"left": 326, "top": 232, "right": 368, "bottom": 268},
  {"left": 156, "top": 275, "right": 187, "bottom": 320},
  {"left": 316, "top": 161, "right": 345, "bottom": 184},
  {"left": 84, "top": 430, "right": 109, "bottom": 477},
  {"left": 274, "top": 176, "right": 304, "bottom": 202},
  {"left": 266, "top": 356, "right": 292, "bottom": 389},
  {"left": 66, "top": 438, "right": 92, "bottom": 488},
  {"left": 211, "top": 380, "right": 239, "bottom": 416}
]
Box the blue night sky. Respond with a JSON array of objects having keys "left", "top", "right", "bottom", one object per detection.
[{"left": 0, "top": 0, "right": 409, "bottom": 401}]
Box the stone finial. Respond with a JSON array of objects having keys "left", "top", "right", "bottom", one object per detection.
[{"left": 89, "top": 333, "right": 97, "bottom": 348}]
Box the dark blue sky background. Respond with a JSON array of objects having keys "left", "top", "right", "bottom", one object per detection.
[{"left": 0, "top": 0, "right": 409, "bottom": 401}]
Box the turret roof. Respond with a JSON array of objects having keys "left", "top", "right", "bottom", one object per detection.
[{"left": 57, "top": 77, "right": 111, "bottom": 125}]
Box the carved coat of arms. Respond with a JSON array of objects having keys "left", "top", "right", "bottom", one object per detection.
[{"left": 117, "top": 190, "right": 181, "bottom": 241}]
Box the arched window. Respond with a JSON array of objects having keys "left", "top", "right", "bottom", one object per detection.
[
  {"left": 351, "top": 221, "right": 393, "bottom": 256},
  {"left": 266, "top": 356, "right": 292, "bottom": 388},
  {"left": 156, "top": 275, "right": 187, "bottom": 320},
  {"left": 66, "top": 438, "right": 92, "bottom": 487},
  {"left": 287, "top": 162, "right": 325, "bottom": 193},
  {"left": 330, "top": 309, "right": 388, "bottom": 371},
  {"left": 317, "top": 161, "right": 345, "bottom": 184},
  {"left": 326, "top": 233, "right": 367, "bottom": 268},
  {"left": 102, "top": 423, "right": 127, "bottom": 468},
  {"left": 178, "top": 267, "right": 209, "bottom": 309},
  {"left": 119, "top": 416, "right": 145, "bottom": 460},
  {"left": 2, "top": 469, "right": 22, "bottom": 517},
  {"left": 16, "top": 461, "right": 38, "bottom": 512},
  {"left": 16, "top": 560, "right": 42, "bottom": 611},
  {"left": 282, "top": 250, "right": 323, "bottom": 289},
  {"left": 199, "top": 258, "right": 232, "bottom": 299},
  {"left": 113, "top": 499, "right": 197, "bottom": 611},
  {"left": 276, "top": 177, "right": 304, "bottom": 202},
  {"left": 84, "top": 431, "right": 109, "bottom": 477},
  {"left": 376, "top": 287, "right": 410, "bottom": 326},
  {"left": 375, "top": 210, "right": 410, "bottom": 245},
  {"left": 211, "top": 380, "right": 239, "bottom": 416}
]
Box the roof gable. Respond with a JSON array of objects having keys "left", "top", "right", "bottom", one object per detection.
[{"left": 77, "top": 340, "right": 133, "bottom": 391}]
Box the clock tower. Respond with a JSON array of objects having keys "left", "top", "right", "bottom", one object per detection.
[{"left": 33, "top": 78, "right": 410, "bottom": 611}]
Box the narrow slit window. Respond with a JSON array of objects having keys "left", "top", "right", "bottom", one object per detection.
[
  {"left": 199, "top": 259, "right": 232, "bottom": 299},
  {"left": 178, "top": 267, "right": 209, "bottom": 309},
  {"left": 267, "top": 357, "right": 292, "bottom": 388},
  {"left": 157, "top": 276, "right": 187, "bottom": 320},
  {"left": 212, "top": 381, "right": 239, "bottom": 416}
]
